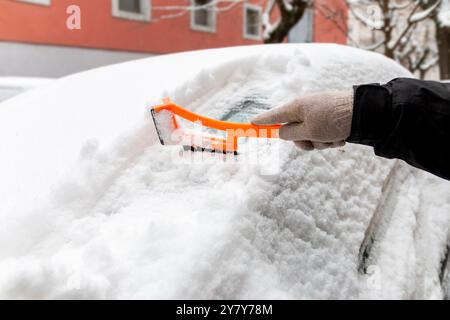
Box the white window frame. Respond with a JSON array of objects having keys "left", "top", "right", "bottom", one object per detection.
[
  {"left": 190, "top": 0, "right": 217, "bottom": 33},
  {"left": 17, "top": 0, "right": 51, "bottom": 6},
  {"left": 243, "top": 3, "right": 262, "bottom": 40},
  {"left": 112, "top": 0, "right": 151, "bottom": 22}
]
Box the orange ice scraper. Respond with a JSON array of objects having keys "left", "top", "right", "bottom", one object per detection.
[{"left": 150, "top": 98, "right": 281, "bottom": 155}]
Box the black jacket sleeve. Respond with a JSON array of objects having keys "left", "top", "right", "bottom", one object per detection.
[{"left": 347, "top": 78, "right": 450, "bottom": 181}]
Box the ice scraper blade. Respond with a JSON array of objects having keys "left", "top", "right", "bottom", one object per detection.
[{"left": 150, "top": 98, "right": 281, "bottom": 154}]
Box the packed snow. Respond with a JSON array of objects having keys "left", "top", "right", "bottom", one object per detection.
[
  {"left": 0, "top": 77, "right": 53, "bottom": 103},
  {"left": 0, "top": 44, "right": 449, "bottom": 299}
]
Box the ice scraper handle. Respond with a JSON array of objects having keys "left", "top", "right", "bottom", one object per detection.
[{"left": 153, "top": 100, "right": 282, "bottom": 139}]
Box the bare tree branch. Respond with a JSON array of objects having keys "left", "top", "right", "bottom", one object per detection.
[
  {"left": 341, "top": 0, "right": 441, "bottom": 78},
  {"left": 264, "top": 0, "right": 309, "bottom": 43},
  {"left": 315, "top": 2, "right": 362, "bottom": 46}
]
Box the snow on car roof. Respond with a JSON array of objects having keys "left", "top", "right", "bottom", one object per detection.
[
  {"left": 0, "top": 77, "right": 53, "bottom": 89},
  {"left": 0, "top": 44, "right": 448, "bottom": 299},
  {"left": 0, "top": 77, "right": 53, "bottom": 103}
]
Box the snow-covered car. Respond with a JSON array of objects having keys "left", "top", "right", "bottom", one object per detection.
[
  {"left": 0, "top": 77, "right": 52, "bottom": 103},
  {"left": 0, "top": 44, "right": 449, "bottom": 299}
]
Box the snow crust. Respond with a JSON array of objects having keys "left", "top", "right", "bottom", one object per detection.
[
  {"left": 0, "top": 77, "right": 53, "bottom": 103},
  {"left": 0, "top": 77, "right": 53, "bottom": 89},
  {"left": 0, "top": 44, "right": 448, "bottom": 299}
]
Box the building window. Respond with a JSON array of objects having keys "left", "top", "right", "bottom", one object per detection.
[
  {"left": 17, "top": 0, "right": 51, "bottom": 5},
  {"left": 191, "top": 0, "right": 216, "bottom": 33},
  {"left": 288, "top": 9, "right": 313, "bottom": 43},
  {"left": 243, "top": 4, "right": 262, "bottom": 40},
  {"left": 112, "top": 0, "right": 151, "bottom": 22}
]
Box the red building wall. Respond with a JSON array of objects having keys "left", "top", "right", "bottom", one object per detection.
[
  {"left": 0, "top": 0, "right": 348, "bottom": 54},
  {"left": 0, "top": 0, "right": 268, "bottom": 54},
  {"left": 313, "top": 0, "right": 348, "bottom": 44}
]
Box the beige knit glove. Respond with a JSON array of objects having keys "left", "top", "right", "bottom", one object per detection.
[{"left": 252, "top": 91, "right": 354, "bottom": 151}]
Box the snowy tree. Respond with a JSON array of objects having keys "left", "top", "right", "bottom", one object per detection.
[
  {"left": 262, "top": 0, "right": 310, "bottom": 43},
  {"left": 434, "top": 0, "right": 450, "bottom": 78},
  {"left": 347, "top": 0, "right": 442, "bottom": 78},
  {"left": 153, "top": 0, "right": 310, "bottom": 43}
]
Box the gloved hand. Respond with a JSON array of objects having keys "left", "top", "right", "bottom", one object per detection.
[{"left": 252, "top": 90, "right": 354, "bottom": 151}]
